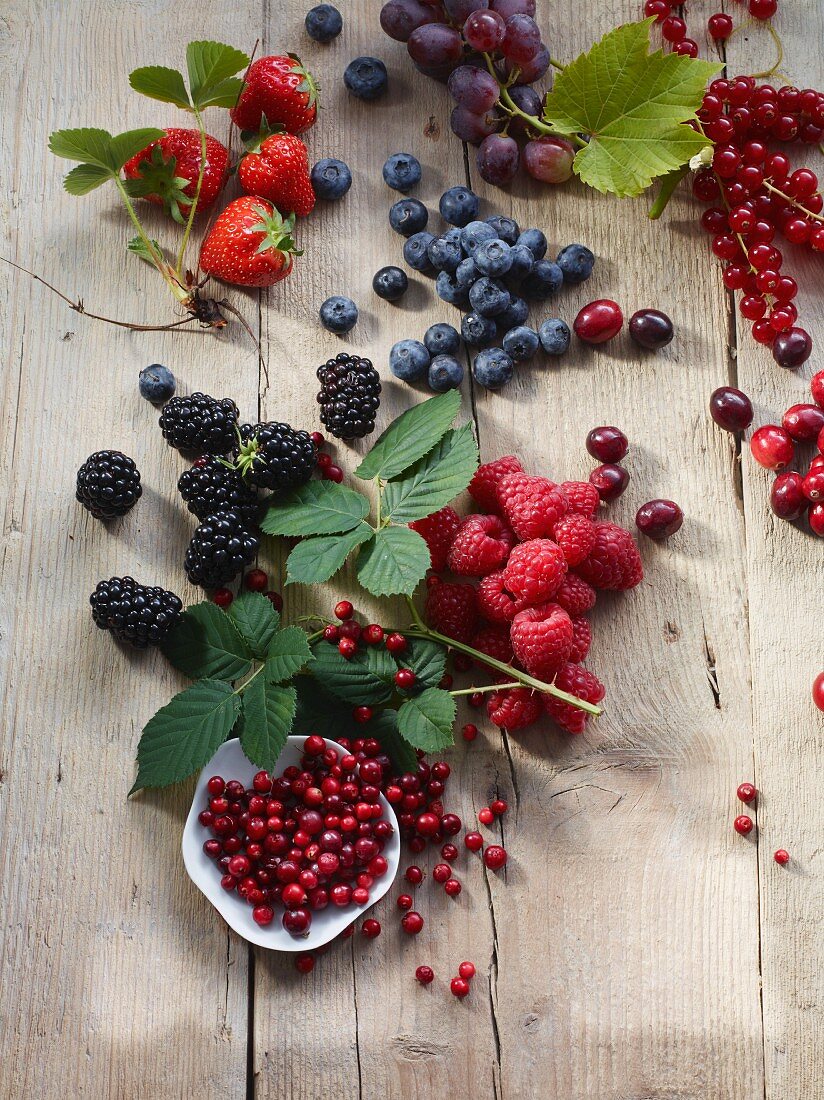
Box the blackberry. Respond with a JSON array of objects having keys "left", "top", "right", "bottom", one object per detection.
[
  {"left": 233, "top": 423, "right": 317, "bottom": 492},
  {"left": 316, "top": 353, "right": 382, "bottom": 440},
  {"left": 184, "top": 509, "right": 259, "bottom": 589},
  {"left": 89, "top": 576, "right": 182, "bottom": 648},
  {"left": 159, "top": 392, "right": 239, "bottom": 455},
  {"left": 178, "top": 457, "right": 261, "bottom": 526},
  {"left": 76, "top": 450, "right": 142, "bottom": 519}
]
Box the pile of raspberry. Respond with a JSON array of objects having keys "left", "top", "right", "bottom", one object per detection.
[{"left": 413, "top": 455, "right": 644, "bottom": 734}]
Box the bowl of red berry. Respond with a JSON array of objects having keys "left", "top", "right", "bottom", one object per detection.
[{"left": 183, "top": 735, "right": 400, "bottom": 950}]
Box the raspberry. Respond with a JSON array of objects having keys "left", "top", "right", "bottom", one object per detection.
[
  {"left": 477, "top": 571, "right": 526, "bottom": 623},
  {"left": 470, "top": 625, "right": 514, "bottom": 671},
  {"left": 554, "top": 574, "right": 597, "bottom": 616},
  {"left": 544, "top": 662, "right": 605, "bottom": 734},
  {"left": 486, "top": 686, "right": 542, "bottom": 730},
  {"left": 553, "top": 514, "right": 596, "bottom": 566},
  {"left": 502, "top": 539, "right": 567, "bottom": 604},
  {"left": 424, "top": 581, "right": 479, "bottom": 644},
  {"left": 468, "top": 454, "right": 523, "bottom": 512},
  {"left": 568, "top": 616, "right": 592, "bottom": 663},
  {"left": 409, "top": 506, "right": 461, "bottom": 572},
  {"left": 510, "top": 603, "right": 573, "bottom": 681},
  {"left": 497, "top": 473, "right": 569, "bottom": 540},
  {"left": 560, "top": 480, "right": 600, "bottom": 519},
  {"left": 576, "top": 522, "right": 643, "bottom": 591},
  {"left": 447, "top": 514, "right": 515, "bottom": 576}
]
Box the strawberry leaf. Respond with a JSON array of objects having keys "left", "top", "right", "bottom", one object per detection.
[
  {"left": 49, "top": 128, "right": 118, "bottom": 170},
  {"left": 127, "top": 235, "right": 164, "bottom": 264},
  {"left": 63, "top": 163, "right": 113, "bottom": 196},
  {"left": 195, "top": 77, "right": 245, "bottom": 110},
  {"left": 356, "top": 526, "right": 430, "bottom": 598},
  {"left": 543, "top": 19, "right": 720, "bottom": 197},
  {"left": 238, "top": 679, "right": 296, "bottom": 772},
  {"left": 186, "top": 41, "right": 249, "bottom": 110},
  {"left": 285, "top": 524, "right": 374, "bottom": 586},
  {"left": 381, "top": 424, "right": 479, "bottom": 523},
  {"left": 355, "top": 391, "right": 462, "bottom": 483},
  {"left": 129, "top": 65, "right": 191, "bottom": 109},
  {"left": 109, "top": 128, "right": 168, "bottom": 169}
]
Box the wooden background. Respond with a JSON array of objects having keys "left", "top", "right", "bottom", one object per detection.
[{"left": 1, "top": 1, "right": 822, "bottom": 1097}]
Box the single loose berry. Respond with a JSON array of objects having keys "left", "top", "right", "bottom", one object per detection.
[
  {"left": 433, "top": 863, "right": 451, "bottom": 883},
  {"left": 405, "top": 865, "right": 424, "bottom": 885},
  {"left": 295, "top": 953, "right": 315, "bottom": 974},
  {"left": 586, "top": 426, "right": 628, "bottom": 463},
  {"left": 252, "top": 904, "right": 274, "bottom": 926},
  {"left": 458, "top": 961, "right": 476, "bottom": 980},
  {"left": 395, "top": 668, "right": 416, "bottom": 689},
  {"left": 386, "top": 632, "right": 407, "bottom": 654},
  {"left": 361, "top": 918, "right": 381, "bottom": 938},
  {"left": 483, "top": 844, "right": 508, "bottom": 870},
  {"left": 450, "top": 977, "right": 470, "bottom": 998},
  {"left": 441, "top": 843, "right": 458, "bottom": 861},
  {"left": 401, "top": 911, "right": 424, "bottom": 935},
  {"left": 770, "top": 472, "right": 806, "bottom": 521},
  {"left": 490, "top": 799, "right": 507, "bottom": 815},
  {"left": 737, "top": 782, "right": 757, "bottom": 804},
  {"left": 773, "top": 849, "right": 790, "bottom": 865},
  {"left": 589, "top": 463, "right": 629, "bottom": 502},
  {"left": 636, "top": 499, "right": 683, "bottom": 539},
  {"left": 244, "top": 568, "right": 268, "bottom": 592},
  {"left": 772, "top": 327, "right": 812, "bottom": 369},
  {"left": 628, "top": 309, "right": 674, "bottom": 349},
  {"left": 353, "top": 705, "right": 373, "bottom": 724},
  {"left": 444, "top": 878, "right": 462, "bottom": 897},
  {"left": 464, "top": 831, "right": 483, "bottom": 852},
  {"left": 734, "top": 814, "right": 754, "bottom": 836},
  {"left": 573, "top": 299, "right": 623, "bottom": 344},
  {"left": 338, "top": 637, "right": 357, "bottom": 659},
  {"left": 478, "top": 807, "right": 494, "bottom": 826},
  {"left": 362, "top": 623, "right": 384, "bottom": 645},
  {"left": 335, "top": 600, "right": 354, "bottom": 620},
  {"left": 324, "top": 464, "right": 344, "bottom": 483},
  {"left": 812, "top": 672, "right": 824, "bottom": 712},
  {"left": 416, "top": 965, "right": 434, "bottom": 985},
  {"left": 462, "top": 723, "right": 478, "bottom": 741},
  {"left": 710, "top": 387, "right": 753, "bottom": 432},
  {"left": 397, "top": 893, "right": 413, "bottom": 910}
]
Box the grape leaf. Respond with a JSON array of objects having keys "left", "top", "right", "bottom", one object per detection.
[
  {"left": 285, "top": 523, "right": 374, "bottom": 586},
  {"left": 381, "top": 424, "right": 479, "bottom": 523},
  {"left": 309, "top": 642, "right": 395, "bottom": 706},
  {"left": 238, "top": 679, "right": 296, "bottom": 771},
  {"left": 355, "top": 391, "right": 462, "bottom": 482},
  {"left": 397, "top": 688, "right": 456, "bottom": 752},
  {"left": 161, "top": 602, "right": 252, "bottom": 681},
  {"left": 542, "top": 19, "right": 721, "bottom": 197},
  {"left": 130, "top": 679, "right": 239, "bottom": 792},
  {"left": 264, "top": 626, "right": 314, "bottom": 684},
  {"left": 356, "top": 526, "right": 430, "bottom": 597},
  {"left": 228, "top": 591, "right": 280, "bottom": 658},
  {"left": 260, "top": 480, "right": 369, "bottom": 537}
]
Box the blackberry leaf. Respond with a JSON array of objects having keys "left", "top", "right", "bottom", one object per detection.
[
  {"left": 293, "top": 681, "right": 361, "bottom": 741},
  {"left": 285, "top": 524, "right": 374, "bottom": 586},
  {"left": 382, "top": 425, "right": 479, "bottom": 523},
  {"left": 397, "top": 688, "right": 456, "bottom": 752},
  {"left": 238, "top": 679, "right": 296, "bottom": 772},
  {"left": 228, "top": 592, "right": 280, "bottom": 658},
  {"left": 264, "top": 626, "right": 314, "bottom": 684},
  {"left": 356, "top": 526, "right": 430, "bottom": 597},
  {"left": 399, "top": 638, "right": 447, "bottom": 690},
  {"left": 261, "top": 480, "right": 369, "bottom": 537},
  {"left": 355, "top": 391, "right": 461, "bottom": 482},
  {"left": 161, "top": 602, "right": 252, "bottom": 681},
  {"left": 370, "top": 710, "right": 418, "bottom": 774},
  {"left": 309, "top": 643, "right": 395, "bottom": 706}
]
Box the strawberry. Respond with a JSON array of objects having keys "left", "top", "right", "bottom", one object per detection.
[
  {"left": 231, "top": 55, "right": 319, "bottom": 135},
  {"left": 199, "top": 198, "right": 299, "bottom": 288},
  {"left": 238, "top": 132, "right": 315, "bottom": 217},
  {"left": 123, "top": 128, "right": 228, "bottom": 223}
]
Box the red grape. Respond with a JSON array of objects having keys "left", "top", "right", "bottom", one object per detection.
[
  {"left": 380, "top": 0, "right": 445, "bottom": 42},
  {"left": 463, "top": 10, "right": 506, "bottom": 51},
  {"left": 522, "top": 135, "right": 575, "bottom": 182},
  {"left": 477, "top": 133, "right": 520, "bottom": 185},
  {"left": 490, "top": 0, "right": 535, "bottom": 14},
  {"left": 447, "top": 65, "right": 500, "bottom": 113},
  {"left": 505, "top": 43, "right": 549, "bottom": 82},
  {"left": 408, "top": 23, "right": 464, "bottom": 66},
  {"left": 444, "top": 0, "right": 489, "bottom": 18},
  {"left": 450, "top": 105, "right": 501, "bottom": 144},
  {"left": 501, "top": 15, "right": 541, "bottom": 64}
]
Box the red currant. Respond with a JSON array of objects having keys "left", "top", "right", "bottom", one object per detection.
[
  {"left": 352, "top": 705, "right": 373, "bottom": 724},
  {"left": 450, "top": 977, "right": 470, "bottom": 998},
  {"left": 415, "top": 965, "right": 434, "bottom": 985},
  {"left": 733, "top": 814, "right": 754, "bottom": 836},
  {"left": 773, "top": 849, "right": 790, "bottom": 865},
  {"left": 244, "top": 568, "right": 268, "bottom": 592},
  {"left": 458, "top": 961, "right": 476, "bottom": 980},
  {"left": 362, "top": 624, "right": 384, "bottom": 645},
  {"left": 338, "top": 637, "right": 358, "bottom": 659},
  {"left": 334, "top": 600, "right": 354, "bottom": 621},
  {"left": 385, "top": 632, "right": 407, "bottom": 654},
  {"left": 736, "top": 782, "right": 757, "bottom": 807},
  {"left": 708, "top": 12, "right": 733, "bottom": 39}
]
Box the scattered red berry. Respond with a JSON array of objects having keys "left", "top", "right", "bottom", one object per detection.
[
  {"left": 708, "top": 12, "right": 733, "bottom": 39},
  {"left": 295, "top": 952, "right": 315, "bottom": 974},
  {"left": 361, "top": 918, "right": 381, "bottom": 938},
  {"left": 782, "top": 404, "right": 824, "bottom": 443},
  {"left": 462, "top": 723, "right": 478, "bottom": 741},
  {"left": 385, "top": 632, "right": 407, "bottom": 654},
  {"left": 464, "top": 831, "right": 484, "bottom": 852},
  {"left": 574, "top": 299, "right": 624, "bottom": 344},
  {"left": 710, "top": 387, "right": 753, "bottom": 432},
  {"left": 450, "top": 977, "right": 470, "bottom": 998},
  {"left": 213, "top": 588, "right": 234, "bottom": 608},
  {"left": 395, "top": 668, "right": 416, "bottom": 689},
  {"left": 244, "top": 568, "right": 268, "bottom": 592},
  {"left": 353, "top": 705, "right": 373, "bottom": 724},
  {"left": 750, "top": 426, "right": 794, "bottom": 470},
  {"left": 401, "top": 911, "right": 424, "bottom": 935},
  {"left": 734, "top": 814, "right": 754, "bottom": 836},
  {"left": 813, "top": 672, "right": 824, "bottom": 712},
  {"left": 323, "top": 464, "right": 344, "bottom": 483},
  {"left": 490, "top": 799, "right": 508, "bottom": 815},
  {"left": 589, "top": 463, "right": 629, "bottom": 502},
  {"left": 444, "top": 878, "right": 462, "bottom": 897},
  {"left": 478, "top": 807, "right": 494, "bottom": 826},
  {"left": 811, "top": 371, "right": 824, "bottom": 410},
  {"left": 586, "top": 425, "right": 628, "bottom": 463},
  {"left": 405, "top": 865, "right": 424, "bottom": 885},
  {"left": 635, "top": 499, "right": 684, "bottom": 539},
  {"left": 737, "top": 782, "right": 757, "bottom": 804},
  {"left": 433, "top": 863, "right": 452, "bottom": 883},
  {"left": 483, "top": 844, "right": 508, "bottom": 870},
  {"left": 335, "top": 600, "right": 354, "bottom": 621},
  {"left": 773, "top": 849, "right": 790, "bottom": 865},
  {"left": 458, "top": 961, "right": 476, "bottom": 980},
  {"left": 770, "top": 472, "right": 807, "bottom": 521},
  {"left": 415, "top": 965, "right": 434, "bottom": 985}
]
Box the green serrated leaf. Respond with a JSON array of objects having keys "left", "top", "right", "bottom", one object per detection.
[
  {"left": 370, "top": 710, "right": 418, "bottom": 773},
  {"left": 187, "top": 41, "right": 249, "bottom": 109},
  {"left": 160, "top": 602, "right": 252, "bottom": 682},
  {"left": 382, "top": 424, "right": 479, "bottom": 523},
  {"left": 264, "top": 625, "right": 314, "bottom": 684},
  {"left": 49, "top": 128, "right": 116, "bottom": 169},
  {"left": 397, "top": 688, "right": 456, "bottom": 753},
  {"left": 228, "top": 591, "right": 280, "bottom": 658},
  {"left": 356, "top": 526, "right": 430, "bottom": 598},
  {"left": 127, "top": 235, "right": 164, "bottom": 264},
  {"left": 309, "top": 642, "right": 394, "bottom": 706},
  {"left": 129, "top": 65, "right": 191, "bottom": 108},
  {"left": 293, "top": 680, "right": 361, "bottom": 741},
  {"left": 63, "top": 163, "right": 113, "bottom": 195},
  {"left": 194, "top": 76, "right": 245, "bottom": 109},
  {"left": 131, "top": 679, "right": 239, "bottom": 793},
  {"left": 109, "top": 128, "right": 166, "bottom": 170},
  {"left": 355, "top": 391, "right": 462, "bottom": 482},
  {"left": 260, "top": 480, "right": 369, "bottom": 537},
  {"left": 400, "top": 638, "right": 447, "bottom": 690},
  {"left": 543, "top": 19, "right": 721, "bottom": 197},
  {"left": 285, "top": 524, "right": 373, "bottom": 586},
  {"left": 238, "top": 679, "right": 296, "bottom": 772}
]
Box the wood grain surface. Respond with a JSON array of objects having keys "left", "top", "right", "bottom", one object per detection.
[{"left": 0, "top": 2, "right": 821, "bottom": 1098}]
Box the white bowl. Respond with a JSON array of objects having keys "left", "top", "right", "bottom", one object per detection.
[{"left": 182, "top": 736, "right": 400, "bottom": 951}]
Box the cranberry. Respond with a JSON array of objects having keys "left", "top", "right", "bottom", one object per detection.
[
  {"left": 203, "top": 839, "right": 222, "bottom": 858},
  {"left": 244, "top": 568, "right": 268, "bottom": 592},
  {"left": 361, "top": 918, "right": 381, "bottom": 938},
  {"left": 395, "top": 668, "right": 416, "bottom": 689},
  {"left": 415, "top": 812, "right": 440, "bottom": 837},
  {"left": 458, "top": 961, "right": 476, "bottom": 980},
  {"left": 330, "top": 883, "right": 352, "bottom": 907},
  {"left": 338, "top": 637, "right": 358, "bottom": 659},
  {"left": 635, "top": 499, "right": 684, "bottom": 539},
  {"left": 628, "top": 308, "right": 674, "bottom": 349},
  {"left": 212, "top": 588, "right": 233, "bottom": 608},
  {"left": 416, "top": 965, "right": 434, "bottom": 985},
  {"left": 574, "top": 299, "right": 623, "bottom": 344},
  {"left": 440, "top": 813, "right": 462, "bottom": 836},
  {"left": 810, "top": 504, "right": 824, "bottom": 537},
  {"left": 281, "top": 883, "right": 308, "bottom": 910},
  {"left": 207, "top": 775, "right": 225, "bottom": 796},
  {"left": 773, "top": 849, "right": 790, "bottom": 865},
  {"left": 362, "top": 623, "right": 384, "bottom": 645},
  {"left": 733, "top": 814, "right": 754, "bottom": 836},
  {"left": 441, "top": 843, "right": 459, "bottom": 861},
  {"left": 462, "top": 723, "right": 478, "bottom": 741},
  {"left": 813, "top": 672, "right": 824, "bottom": 712},
  {"left": 401, "top": 911, "right": 424, "bottom": 934},
  {"left": 351, "top": 886, "right": 370, "bottom": 905},
  {"left": 444, "top": 878, "right": 462, "bottom": 896},
  {"left": 782, "top": 404, "right": 824, "bottom": 443},
  {"left": 252, "top": 770, "right": 272, "bottom": 793},
  {"left": 220, "top": 874, "right": 236, "bottom": 891},
  {"left": 397, "top": 893, "right": 413, "bottom": 910},
  {"left": 228, "top": 854, "right": 251, "bottom": 878},
  {"left": 335, "top": 600, "right": 354, "bottom": 620},
  {"left": 283, "top": 908, "right": 312, "bottom": 934},
  {"left": 198, "top": 810, "right": 214, "bottom": 827},
  {"left": 737, "top": 782, "right": 757, "bottom": 804},
  {"left": 304, "top": 734, "right": 326, "bottom": 756},
  {"left": 385, "top": 632, "right": 407, "bottom": 654},
  {"left": 252, "top": 904, "right": 274, "bottom": 926},
  {"left": 464, "top": 831, "right": 483, "bottom": 852},
  {"left": 405, "top": 865, "right": 424, "bottom": 885},
  {"left": 442, "top": 675, "right": 456, "bottom": 690},
  {"left": 772, "top": 327, "right": 812, "bottom": 368},
  {"left": 483, "top": 844, "right": 508, "bottom": 870},
  {"left": 770, "top": 472, "right": 806, "bottom": 520},
  {"left": 478, "top": 807, "right": 494, "bottom": 826},
  {"left": 295, "top": 952, "right": 315, "bottom": 974},
  {"left": 323, "top": 624, "right": 339, "bottom": 644},
  {"left": 589, "top": 463, "right": 629, "bottom": 502},
  {"left": 811, "top": 370, "right": 824, "bottom": 410},
  {"left": 586, "top": 426, "right": 628, "bottom": 463},
  {"left": 385, "top": 784, "right": 402, "bottom": 804},
  {"left": 433, "top": 863, "right": 452, "bottom": 883},
  {"left": 323, "top": 464, "right": 344, "bottom": 483},
  {"left": 710, "top": 386, "right": 754, "bottom": 432},
  {"left": 802, "top": 470, "right": 824, "bottom": 502},
  {"left": 750, "top": 426, "right": 794, "bottom": 470},
  {"left": 450, "top": 977, "right": 470, "bottom": 998},
  {"left": 490, "top": 799, "right": 507, "bottom": 815}
]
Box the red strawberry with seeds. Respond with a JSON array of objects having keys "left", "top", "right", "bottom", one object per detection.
[
  {"left": 447, "top": 514, "right": 515, "bottom": 576},
  {"left": 238, "top": 131, "right": 315, "bottom": 217},
  {"left": 409, "top": 506, "right": 461, "bottom": 572},
  {"left": 497, "top": 473, "right": 569, "bottom": 540},
  {"left": 231, "top": 54, "right": 319, "bottom": 134},
  {"left": 200, "top": 198, "right": 299, "bottom": 288},
  {"left": 553, "top": 514, "right": 597, "bottom": 566},
  {"left": 503, "top": 539, "right": 567, "bottom": 604},
  {"left": 123, "top": 127, "right": 228, "bottom": 222},
  {"left": 543, "top": 663, "right": 605, "bottom": 734},
  {"left": 468, "top": 455, "right": 523, "bottom": 512},
  {"left": 575, "top": 522, "right": 643, "bottom": 591},
  {"left": 424, "top": 581, "right": 478, "bottom": 644},
  {"left": 510, "top": 603, "right": 573, "bottom": 681},
  {"left": 487, "top": 686, "right": 542, "bottom": 730},
  {"left": 477, "top": 571, "right": 527, "bottom": 624}
]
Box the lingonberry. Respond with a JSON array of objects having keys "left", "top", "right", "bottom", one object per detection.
[
  {"left": 628, "top": 308, "right": 674, "bottom": 350},
  {"left": 353, "top": 705, "right": 373, "bottom": 724},
  {"left": 635, "top": 499, "right": 684, "bottom": 539},
  {"left": 416, "top": 965, "right": 435, "bottom": 985},
  {"left": 295, "top": 953, "right": 315, "bottom": 974},
  {"left": 433, "top": 863, "right": 452, "bottom": 883},
  {"left": 782, "top": 404, "right": 824, "bottom": 442},
  {"left": 490, "top": 799, "right": 508, "bottom": 816},
  {"left": 773, "top": 849, "right": 790, "bottom": 865},
  {"left": 770, "top": 472, "right": 806, "bottom": 521},
  {"left": 464, "top": 831, "right": 484, "bottom": 852},
  {"left": 462, "top": 723, "right": 478, "bottom": 741},
  {"left": 444, "top": 878, "right": 462, "bottom": 897},
  {"left": 441, "top": 843, "right": 459, "bottom": 861},
  {"left": 212, "top": 588, "right": 234, "bottom": 608},
  {"left": 483, "top": 844, "right": 508, "bottom": 870},
  {"left": 252, "top": 904, "right": 274, "bottom": 926},
  {"left": 574, "top": 299, "right": 624, "bottom": 344},
  {"left": 458, "top": 961, "right": 476, "bottom": 980},
  {"left": 401, "top": 911, "right": 424, "bottom": 934},
  {"left": 586, "top": 426, "right": 628, "bottom": 463},
  {"left": 385, "top": 632, "right": 407, "bottom": 654},
  {"left": 813, "top": 672, "right": 824, "bottom": 712},
  {"left": 361, "top": 919, "right": 381, "bottom": 938},
  {"left": 733, "top": 814, "right": 754, "bottom": 836},
  {"left": 589, "top": 463, "right": 629, "bottom": 502},
  {"left": 710, "top": 386, "right": 753, "bottom": 432},
  {"left": 338, "top": 637, "right": 358, "bottom": 659},
  {"left": 749, "top": 426, "right": 794, "bottom": 471},
  {"left": 335, "top": 600, "right": 354, "bottom": 621},
  {"left": 207, "top": 775, "right": 225, "bottom": 796},
  {"left": 362, "top": 624, "right": 384, "bottom": 645},
  {"left": 450, "top": 977, "right": 470, "bottom": 998},
  {"left": 478, "top": 807, "right": 494, "bottom": 826},
  {"left": 405, "top": 865, "right": 424, "bottom": 885},
  {"left": 397, "top": 893, "right": 413, "bottom": 910},
  {"left": 244, "top": 568, "right": 268, "bottom": 592},
  {"left": 283, "top": 908, "right": 312, "bottom": 934},
  {"left": 395, "top": 668, "right": 417, "bottom": 689}
]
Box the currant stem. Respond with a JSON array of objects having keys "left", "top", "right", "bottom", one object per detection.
[
  {"left": 176, "top": 107, "right": 207, "bottom": 276},
  {"left": 762, "top": 179, "right": 824, "bottom": 223}
]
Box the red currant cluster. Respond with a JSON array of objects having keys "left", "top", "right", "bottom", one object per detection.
[
  {"left": 310, "top": 430, "right": 344, "bottom": 484},
  {"left": 732, "top": 781, "right": 789, "bottom": 865},
  {"left": 645, "top": 0, "right": 780, "bottom": 58}
]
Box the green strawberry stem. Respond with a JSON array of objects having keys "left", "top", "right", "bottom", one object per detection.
[
  {"left": 114, "top": 177, "right": 189, "bottom": 304},
  {"left": 175, "top": 108, "right": 207, "bottom": 276}
]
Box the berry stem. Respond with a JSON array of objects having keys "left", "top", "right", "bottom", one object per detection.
[
  {"left": 745, "top": 20, "right": 785, "bottom": 81},
  {"left": 762, "top": 179, "right": 824, "bottom": 223},
  {"left": 113, "top": 177, "right": 189, "bottom": 303},
  {"left": 450, "top": 681, "right": 522, "bottom": 696},
  {"left": 176, "top": 107, "right": 207, "bottom": 276},
  {"left": 482, "top": 53, "right": 586, "bottom": 148}
]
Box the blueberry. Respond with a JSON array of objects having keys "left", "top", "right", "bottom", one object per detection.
[
  {"left": 516, "top": 228, "right": 548, "bottom": 260},
  {"left": 390, "top": 339, "right": 430, "bottom": 382},
  {"left": 428, "top": 354, "right": 464, "bottom": 392},
  {"left": 372, "top": 266, "right": 409, "bottom": 301},
  {"left": 305, "top": 3, "right": 343, "bottom": 42},
  {"left": 311, "top": 158, "right": 352, "bottom": 201},
  {"left": 403, "top": 231, "right": 436, "bottom": 273},
  {"left": 443, "top": 226, "right": 464, "bottom": 246},
  {"left": 389, "top": 198, "right": 428, "bottom": 236},
  {"left": 556, "top": 243, "right": 595, "bottom": 284},
  {"left": 503, "top": 325, "right": 540, "bottom": 362},
  {"left": 460, "top": 220, "right": 497, "bottom": 255},
  {"left": 521, "top": 259, "right": 563, "bottom": 300},
  {"left": 473, "top": 347, "right": 514, "bottom": 389},
  {"left": 497, "top": 295, "right": 528, "bottom": 330},
  {"left": 539, "top": 318, "right": 571, "bottom": 355},
  {"left": 436, "top": 270, "right": 470, "bottom": 307},
  {"left": 505, "top": 244, "right": 535, "bottom": 284},
  {"left": 469, "top": 276, "right": 510, "bottom": 318},
  {"left": 383, "top": 152, "right": 422, "bottom": 192},
  {"left": 475, "top": 238, "right": 513, "bottom": 277},
  {"left": 319, "top": 295, "right": 358, "bottom": 334},
  {"left": 485, "top": 214, "right": 520, "bottom": 245},
  {"left": 424, "top": 322, "right": 461, "bottom": 357},
  {"left": 455, "top": 256, "right": 478, "bottom": 287},
  {"left": 427, "top": 235, "right": 463, "bottom": 273},
  {"left": 344, "top": 56, "right": 388, "bottom": 101},
  {"left": 461, "top": 311, "right": 498, "bottom": 348},
  {"left": 138, "top": 363, "right": 176, "bottom": 404},
  {"left": 439, "top": 186, "right": 480, "bottom": 227}
]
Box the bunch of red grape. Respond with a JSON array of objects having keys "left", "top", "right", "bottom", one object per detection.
[{"left": 379, "top": 0, "right": 576, "bottom": 186}]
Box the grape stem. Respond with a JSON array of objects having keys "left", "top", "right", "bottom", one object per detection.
[{"left": 482, "top": 52, "right": 586, "bottom": 148}]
